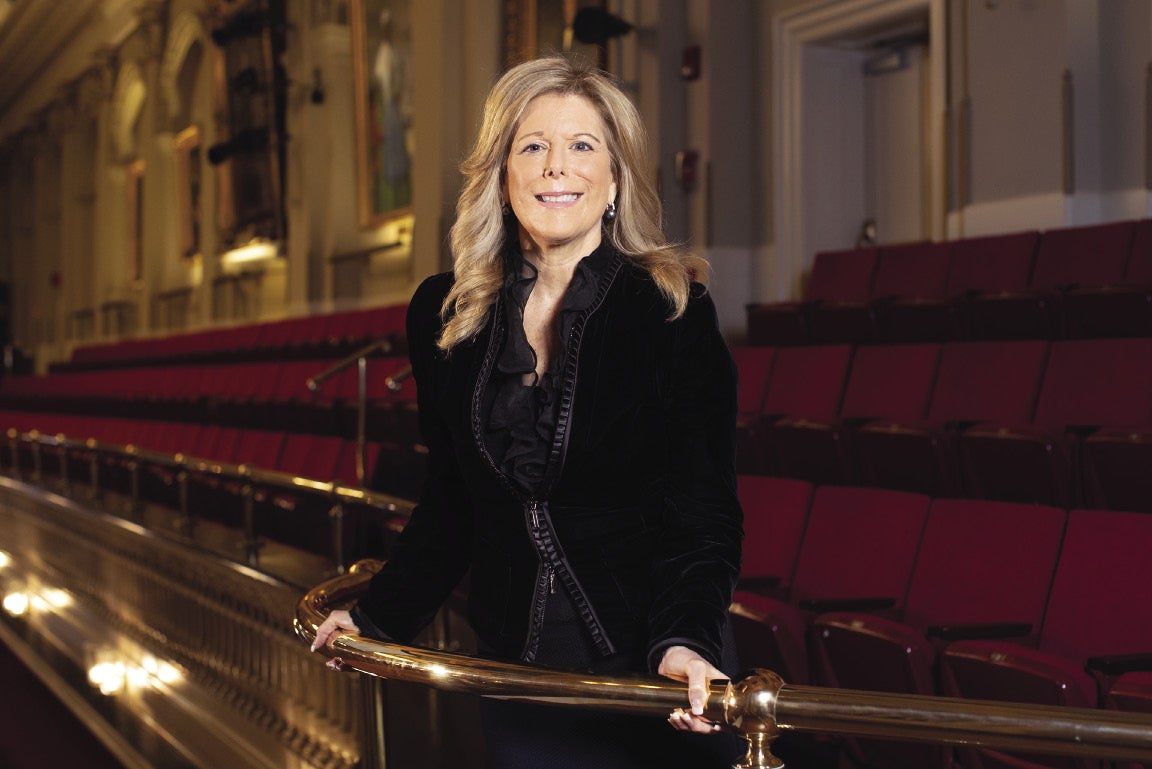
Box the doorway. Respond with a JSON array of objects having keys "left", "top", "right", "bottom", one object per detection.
[{"left": 772, "top": 0, "right": 945, "bottom": 301}]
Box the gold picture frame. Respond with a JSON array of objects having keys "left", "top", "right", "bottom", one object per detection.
[{"left": 350, "top": 0, "right": 414, "bottom": 228}]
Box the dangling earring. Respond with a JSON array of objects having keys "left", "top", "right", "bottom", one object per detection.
[
  {"left": 603, "top": 201, "right": 617, "bottom": 222},
  {"left": 502, "top": 201, "right": 512, "bottom": 218}
]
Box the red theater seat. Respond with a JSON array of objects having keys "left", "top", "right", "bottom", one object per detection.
[
  {"left": 1059, "top": 219, "right": 1150, "bottom": 338},
  {"left": 812, "top": 499, "right": 1065, "bottom": 769},
  {"left": 731, "top": 346, "right": 776, "bottom": 473},
  {"left": 854, "top": 340, "right": 1049, "bottom": 497},
  {"left": 730, "top": 486, "right": 929, "bottom": 687},
  {"left": 734, "top": 475, "right": 813, "bottom": 597},
  {"left": 766, "top": 344, "right": 940, "bottom": 485},
  {"left": 942, "top": 508, "right": 1152, "bottom": 769},
  {"left": 950, "top": 231, "right": 1041, "bottom": 339},
  {"left": 873, "top": 241, "right": 956, "bottom": 342},
  {"left": 746, "top": 247, "right": 878, "bottom": 346},
  {"left": 960, "top": 337, "right": 1152, "bottom": 508}
]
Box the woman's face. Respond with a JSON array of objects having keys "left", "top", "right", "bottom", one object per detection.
[{"left": 504, "top": 92, "right": 617, "bottom": 260}]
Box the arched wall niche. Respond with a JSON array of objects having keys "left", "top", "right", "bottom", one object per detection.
[
  {"left": 110, "top": 61, "right": 147, "bottom": 162},
  {"left": 161, "top": 6, "right": 211, "bottom": 129}
]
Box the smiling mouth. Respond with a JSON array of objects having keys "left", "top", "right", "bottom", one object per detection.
[{"left": 537, "top": 193, "right": 581, "bottom": 203}]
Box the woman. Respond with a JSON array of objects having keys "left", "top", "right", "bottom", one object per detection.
[{"left": 313, "top": 54, "right": 743, "bottom": 768}]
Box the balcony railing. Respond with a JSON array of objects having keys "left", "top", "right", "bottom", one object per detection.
[{"left": 297, "top": 561, "right": 1152, "bottom": 769}]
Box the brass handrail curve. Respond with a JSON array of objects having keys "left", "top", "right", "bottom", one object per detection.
[{"left": 296, "top": 561, "right": 1152, "bottom": 769}]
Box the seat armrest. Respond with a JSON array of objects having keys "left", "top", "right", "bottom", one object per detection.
[
  {"left": 926, "top": 622, "right": 1033, "bottom": 642},
  {"left": 1085, "top": 653, "right": 1152, "bottom": 676},
  {"left": 798, "top": 596, "right": 896, "bottom": 613},
  {"left": 736, "top": 576, "right": 782, "bottom": 595},
  {"left": 840, "top": 416, "right": 875, "bottom": 430}
]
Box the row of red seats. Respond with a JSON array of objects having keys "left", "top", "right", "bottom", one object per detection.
[
  {"left": 732, "top": 337, "right": 1152, "bottom": 512},
  {"left": 63, "top": 303, "right": 409, "bottom": 369},
  {"left": 747, "top": 218, "right": 1152, "bottom": 345},
  {"left": 732, "top": 475, "right": 1152, "bottom": 769},
  {"left": 0, "top": 409, "right": 426, "bottom": 501},
  {"left": 0, "top": 412, "right": 371, "bottom": 485},
  {"left": 2, "top": 357, "right": 413, "bottom": 404}
]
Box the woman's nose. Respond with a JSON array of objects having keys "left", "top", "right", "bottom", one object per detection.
[{"left": 544, "top": 149, "right": 565, "bottom": 177}]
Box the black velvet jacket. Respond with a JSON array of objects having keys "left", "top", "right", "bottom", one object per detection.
[{"left": 353, "top": 249, "right": 743, "bottom": 672}]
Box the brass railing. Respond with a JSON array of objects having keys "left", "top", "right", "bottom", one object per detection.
[
  {"left": 4, "top": 428, "right": 412, "bottom": 572},
  {"left": 297, "top": 561, "right": 1152, "bottom": 769}
]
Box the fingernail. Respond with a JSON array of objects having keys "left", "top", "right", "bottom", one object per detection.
[{"left": 691, "top": 699, "right": 703, "bottom": 715}]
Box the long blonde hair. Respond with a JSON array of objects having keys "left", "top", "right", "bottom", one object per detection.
[{"left": 439, "top": 55, "right": 708, "bottom": 350}]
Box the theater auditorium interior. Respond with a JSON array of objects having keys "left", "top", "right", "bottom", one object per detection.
[{"left": 1, "top": 0, "right": 1151, "bottom": 767}]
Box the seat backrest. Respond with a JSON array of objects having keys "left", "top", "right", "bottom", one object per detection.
[
  {"left": 761, "top": 345, "right": 853, "bottom": 422},
  {"left": 806, "top": 247, "right": 879, "bottom": 302},
  {"left": 928, "top": 340, "right": 1049, "bottom": 424},
  {"left": 902, "top": 499, "right": 1065, "bottom": 630},
  {"left": 839, "top": 343, "right": 941, "bottom": 422},
  {"left": 945, "top": 231, "right": 1039, "bottom": 295},
  {"left": 1031, "top": 338, "right": 1152, "bottom": 432},
  {"left": 232, "top": 429, "right": 287, "bottom": 469},
  {"left": 872, "top": 241, "right": 952, "bottom": 299},
  {"left": 1126, "top": 219, "right": 1152, "bottom": 285},
  {"left": 278, "top": 433, "right": 346, "bottom": 479},
  {"left": 738, "top": 475, "right": 813, "bottom": 586},
  {"left": 789, "top": 486, "right": 931, "bottom": 606},
  {"left": 1030, "top": 220, "right": 1135, "bottom": 289},
  {"left": 731, "top": 346, "right": 777, "bottom": 419},
  {"left": 1040, "top": 509, "right": 1152, "bottom": 660}
]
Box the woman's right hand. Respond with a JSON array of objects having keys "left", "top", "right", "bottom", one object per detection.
[{"left": 310, "top": 609, "right": 361, "bottom": 652}]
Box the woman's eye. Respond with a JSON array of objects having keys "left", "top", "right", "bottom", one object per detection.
[
  {"left": 572, "top": 141, "right": 592, "bottom": 151},
  {"left": 521, "top": 142, "right": 544, "bottom": 153}
]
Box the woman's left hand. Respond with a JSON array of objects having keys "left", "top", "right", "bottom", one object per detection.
[{"left": 658, "top": 645, "right": 727, "bottom": 734}]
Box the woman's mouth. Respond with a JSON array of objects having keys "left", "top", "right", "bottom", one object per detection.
[{"left": 537, "top": 193, "right": 581, "bottom": 203}]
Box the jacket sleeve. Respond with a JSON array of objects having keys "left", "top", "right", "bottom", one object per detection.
[
  {"left": 353, "top": 274, "right": 476, "bottom": 642},
  {"left": 646, "top": 287, "right": 743, "bottom": 671}
]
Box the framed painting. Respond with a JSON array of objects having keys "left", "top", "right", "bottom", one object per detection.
[{"left": 350, "top": 0, "right": 414, "bottom": 227}]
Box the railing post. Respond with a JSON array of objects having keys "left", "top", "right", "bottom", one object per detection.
[
  {"left": 127, "top": 447, "right": 143, "bottom": 520},
  {"left": 360, "top": 676, "right": 389, "bottom": 769},
  {"left": 29, "top": 430, "right": 42, "bottom": 484},
  {"left": 356, "top": 355, "right": 368, "bottom": 487},
  {"left": 86, "top": 439, "right": 101, "bottom": 503},
  {"left": 241, "top": 467, "right": 261, "bottom": 567},
  {"left": 726, "top": 669, "right": 786, "bottom": 769},
  {"left": 176, "top": 455, "right": 193, "bottom": 537},
  {"left": 329, "top": 494, "right": 347, "bottom": 575},
  {"left": 5, "top": 428, "right": 19, "bottom": 478},
  {"left": 57, "top": 435, "right": 72, "bottom": 498}
]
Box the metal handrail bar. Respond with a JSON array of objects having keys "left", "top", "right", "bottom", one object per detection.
[
  {"left": 304, "top": 337, "right": 395, "bottom": 487},
  {"left": 5, "top": 429, "right": 413, "bottom": 571},
  {"left": 304, "top": 338, "right": 394, "bottom": 392},
  {"left": 305, "top": 338, "right": 397, "bottom": 487},
  {"left": 296, "top": 561, "right": 1152, "bottom": 769}
]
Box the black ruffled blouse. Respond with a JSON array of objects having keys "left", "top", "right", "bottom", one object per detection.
[{"left": 483, "top": 244, "right": 613, "bottom": 498}]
